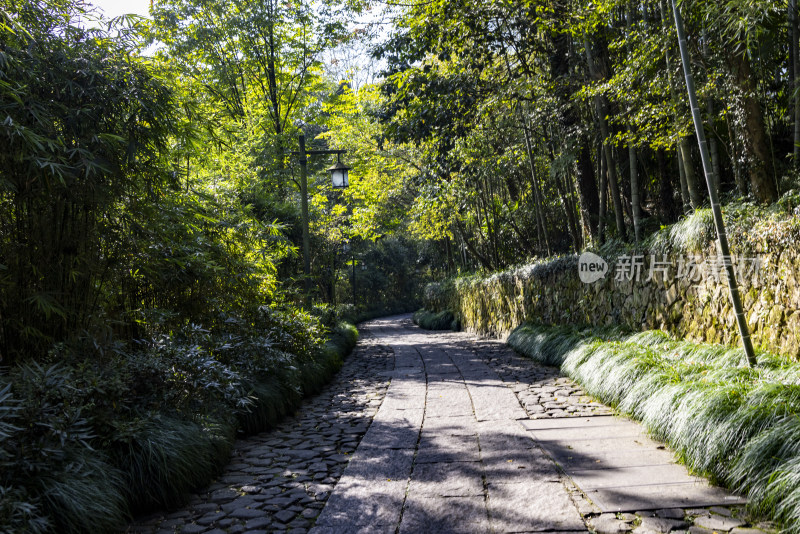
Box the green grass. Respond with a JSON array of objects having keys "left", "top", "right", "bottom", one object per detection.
[
  {"left": 647, "top": 208, "right": 715, "bottom": 253},
  {"left": 413, "top": 309, "right": 459, "bottom": 331},
  {"left": 236, "top": 375, "right": 301, "bottom": 435},
  {"left": 237, "top": 321, "right": 358, "bottom": 434},
  {"left": 112, "top": 415, "right": 235, "bottom": 513},
  {"left": 37, "top": 450, "right": 127, "bottom": 533},
  {"left": 0, "top": 321, "right": 361, "bottom": 533},
  {"left": 508, "top": 323, "right": 800, "bottom": 532}
]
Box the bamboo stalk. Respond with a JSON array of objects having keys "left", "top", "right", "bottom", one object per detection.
[{"left": 671, "top": 0, "right": 757, "bottom": 367}]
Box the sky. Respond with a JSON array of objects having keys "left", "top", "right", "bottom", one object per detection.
[
  {"left": 82, "top": 0, "right": 387, "bottom": 83},
  {"left": 88, "top": 0, "right": 152, "bottom": 19}
]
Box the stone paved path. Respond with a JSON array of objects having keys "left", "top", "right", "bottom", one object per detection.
[
  {"left": 128, "top": 323, "right": 395, "bottom": 534},
  {"left": 128, "top": 316, "right": 776, "bottom": 534}
]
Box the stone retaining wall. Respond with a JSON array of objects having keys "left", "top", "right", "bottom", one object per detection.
[{"left": 423, "top": 218, "right": 800, "bottom": 358}]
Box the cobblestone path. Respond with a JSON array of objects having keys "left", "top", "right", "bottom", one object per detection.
[
  {"left": 128, "top": 321, "right": 395, "bottom": 534},
  {"left": 128, "top": 316, "right": 773, "bottom": 534}
]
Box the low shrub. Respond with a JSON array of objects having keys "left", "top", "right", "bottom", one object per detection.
[
  {"left": 0, "top": 313, "right": 360, "bottom": 533},
  {"left": 0, "top": 485, "right": 49, "bottom": 534},
  {"left": 508, "top": 323, "right": 800, "bottom": 532},
  {"left": 413, "top": 309, "right": 459, "bottom": 331}
]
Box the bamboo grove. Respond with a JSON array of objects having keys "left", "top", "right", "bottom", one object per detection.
[
  {"left": 0, "top": 0, "right": 429, "bottom": 364},
  {"left": 375, "top": 0, "right": 798, "bottom": 272},
  {"left": 3, "top": 0, "right": 798, "bottom": 366},
  {"left": 2, "top": 0, "right": 800, "bottom": 530}
]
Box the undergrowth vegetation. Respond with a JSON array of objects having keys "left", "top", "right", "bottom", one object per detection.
[
  {"left": 508, "top": 323, "right": 800, "bottom": 532},
  {"left": 0, "top": 312, "right": 358, "bottom": 532},
  {"left": 645, "top": 195, "right": 800, "bottom": 256},
  {"left": 0, "top": 1, "right": 372, "bottom": 531},
  {"left": 413, "top": 309, "right": 459, "bottom": 331}
]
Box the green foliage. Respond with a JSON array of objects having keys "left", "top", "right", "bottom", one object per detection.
[
  {"left": 0, "top": 0, "right": 378, "bottom": 532},
  {"left": 305, "top": 322, "right": 358, "bottom": 392},
  {"left": 0, "top": 362, "right": 129, "bottom": 533},
  {"left": 37, "top": 450, "right": 127, "bottom": 534},
  {"left": 648, "top": 208, "right": 716, "bottom": 253},
  {"left": 413, "top": 309, "right": 459, "bottom": 331},
  {"left": 0, "top": 0, "right": 178, "bottom": 361},
  {"left": 371, "top": 0, "right": 800, "bottom": 269},
  {"left": 112, "top": 415, "right": 234, "bottom": 512},
  {"left": 647, "top": 196, "right": 800, "bottom": 255},
  {"left": 0, "top": 383, "right": 50, "bottom": 534},
  {"left": 0, "top": 314, "right": 359, "bottom": 532},
  {"left": 0, "top": 485, "right": 49, "bottom": 534},
  {"left": 509, "top": 323, "right": 800, "bottom": 532}
]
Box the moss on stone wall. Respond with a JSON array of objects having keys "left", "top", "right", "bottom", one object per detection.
[{"left": 424, "top": 201, "right": 800, "bottom": 359}]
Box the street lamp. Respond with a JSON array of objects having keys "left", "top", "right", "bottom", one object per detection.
[
  {"left": 328, "top": 154, "right": 351, "bottom": 189},
  {"left": 292, "top": 133, "right": 350, "bottom": 305}
]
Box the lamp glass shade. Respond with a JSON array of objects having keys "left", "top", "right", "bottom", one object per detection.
[{"left": 328, "top": 161, "right": 350, "bottom": 188}]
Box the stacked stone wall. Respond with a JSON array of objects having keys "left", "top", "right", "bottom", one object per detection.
[{"left": 423, "top": 238, "right": 800, "bottom": 358}]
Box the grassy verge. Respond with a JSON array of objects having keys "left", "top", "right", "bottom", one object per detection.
[
  {"left": 508, "top": 323, "right": 800, "bottom": 532},
  {"left": 413, "top": 309, "right": 459, "bottom": 331},
  {"left": 0, "top": 320, "right": 359, "bottom": 533}
]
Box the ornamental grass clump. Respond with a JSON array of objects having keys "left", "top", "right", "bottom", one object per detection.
[
  {"left": 508, "top": 323, "right": 800, "bottom": 532},
  {"left": 0, "top": 314, "right": 360, "bottom": 533},
  {"left": 111, "top": 415, "right": 235, "bottom": 512}
]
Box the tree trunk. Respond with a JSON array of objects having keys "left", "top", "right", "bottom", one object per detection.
[
  {"left": 679, "top": 137, "right": 703, "bottom": 208},
  {"left": 629, "top": 143, "right": 641, "bottom": 242},
  {"left": 603, "top": 123, "right": 628, "bottom": 240},
  {"left": 544, "top": 16, "right": 601, "bottom": 250},
  {"left": 455, "top": 218, "right": 494, "bottom": 271},
  {"left": 727, "top": 41, "right": 779, "bottom": 203},
  {"left": 661, "top": 0, "right": 693, "bottom": 213},
  {"left": 585, "top": 35, "right": 627, "bottom": 240},
  {"left": 627, "top": 3, "right": 642, "bottom": 243},
  {"left": 672, "top": 0, "right": 757, "bottom": 367},
  {"left": 507, "top": 216, "right": 538, "bottom": 257},
  {"left": 725, "top": 115, "right": 747, "bottom": 196},
  {"left": 577, "top": 138, "right": 600, "bottom": 241},
  {"left": 554, "top": 169, "right": 581, "bottom": 252},
  {"left": 676, "top": 144, "right": 690, "bottom": 212},
  {"left": 657, "top": 148, "right": 677, "bottom": 223},
  {"left": 598, "top": 137, "right": 608, "bottom": 244},
  {"left": 701, "top": 30, "right": 721, "bottom": 196},
  {"left": 566, "top": 172, "right": 585, "bottom": 249},
  {"left": 521, "top": 119, "right": 552, "bottom": 255},
  {"left": 445, "top": 236, "right": 455, "bottom": 274}
]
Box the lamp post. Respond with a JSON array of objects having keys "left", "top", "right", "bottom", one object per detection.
[
  {"left": 292, "top": 133, "right": 350, "bottom": 306},
  {"left": 352, "top": 248, "right": 356, "bottom": 308}
]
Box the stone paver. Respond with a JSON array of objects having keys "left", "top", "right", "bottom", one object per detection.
[
  {"left": 313, "top": 318, "right": 586, "bottom": 533},
  {"left": 127, "top": 322, "right": 395, "bottom": 534},
  {"left": 129, "top": 316, "right": 779, "bottom": 534},
  {"left": 523, "top": 415, "right": 747, "bottom": 512}
]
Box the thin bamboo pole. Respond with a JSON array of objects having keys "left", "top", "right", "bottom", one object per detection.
[{"left": 671, "top": 0, "right": 757, "bottom": 367}]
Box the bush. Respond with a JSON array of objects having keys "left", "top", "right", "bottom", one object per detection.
[
  {"left": 413, "top": 309, "right": 459, "bottom": 331},
  {"left": 0, "top": 364, "right": 129, "bottom": 533},
  {"left": 0, "top": 313, "right": 360, "bottom": 533},
  {"left": 0, "top": 485, "right": 49, "bottom": 534},
  {"left": 111, "top": 415, "right": 235, "bottom": 512},
  {"left": 508, "top": 323, "right": 800, "bottom": 532}
]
